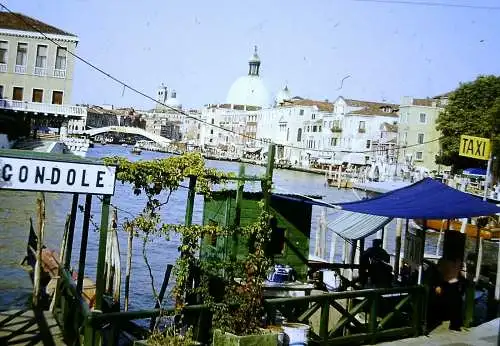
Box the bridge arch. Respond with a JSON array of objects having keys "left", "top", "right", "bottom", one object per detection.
[{"left": 83, "top": 126, "right": 172, "bottom": 147}]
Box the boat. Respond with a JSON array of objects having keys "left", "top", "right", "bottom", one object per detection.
[
  {"left": 413, "top": 218, "right": 500, "bottom": 239},
  {"left": 21, "top": 219, "right": 120, "bottom": 309},
  {"left": 131, "top": 146, "right": 142, "bottom": 155},
  {"left": 121, "top": 143, "right": 128, "bottom": 147}
]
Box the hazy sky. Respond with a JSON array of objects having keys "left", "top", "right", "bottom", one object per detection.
[{"left": 5, "top": 0, "right": 500, "bottom": 109}]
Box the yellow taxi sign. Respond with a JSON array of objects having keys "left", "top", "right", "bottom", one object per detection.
[{"left": 459, "top": 135, "right": 491, "bottom": 160}]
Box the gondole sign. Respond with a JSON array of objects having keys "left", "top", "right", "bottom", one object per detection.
[
  {"left": 459, "top": 135, "right": 491, "bottom": 161},
  {"left": 0, "top": 156, "right": 116, "bottom": 195}
]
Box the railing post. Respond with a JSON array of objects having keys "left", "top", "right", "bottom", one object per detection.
[
  {"left": 95, "top": 195, "right": 111, "bottom": 311},
  {"left": 65, "top": 193, "right": 79, "bottom": 269},
  {"left": 412, "top": 287, "right": 423, "bottom": 336},
  {"left": 83, "top": 314, "right": 96, "bottom": 346},
  {"left": 320, "top": 297, "right": 330, "bottom": 346},
  {"left": 369, "top": 291, "right": 379, "bottom": 344}
]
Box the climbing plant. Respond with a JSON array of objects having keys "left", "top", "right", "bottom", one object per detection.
[
  {"left": 105, "top": 152, "right": 273, "bottom": 337},
  {"left": 103, "top": 152, "right": 232, "bottom": 305}
]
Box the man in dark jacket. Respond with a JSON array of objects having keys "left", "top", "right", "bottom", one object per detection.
[{"left": 360, "top": 239, "right": 392, "bottom": 287}]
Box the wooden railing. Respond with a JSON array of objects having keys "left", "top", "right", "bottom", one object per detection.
[
  {"left": 264, "top": 285, "right": 426, "bottom": 345},
  {"left": 52, "top": 268, "right": 91, "bottom": 344}
]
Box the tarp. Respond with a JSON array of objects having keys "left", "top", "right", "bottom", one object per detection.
[
  {"left": 338, "top": 178, "right": 500, "bottom": 219},
  {"left": 272, "top": 194, "right": 392, "bottom": 240},
  {"left": 328, "top": 211, "right": 392, "bottom": 240}
]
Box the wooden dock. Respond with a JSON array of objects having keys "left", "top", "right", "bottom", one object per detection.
[{"left": 0, "top": 309, "right": 65, "bottom": 345}]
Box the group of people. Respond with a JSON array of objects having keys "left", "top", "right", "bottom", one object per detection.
[{"left": 358, "top": 239, "right": 466, "bottom": 331}]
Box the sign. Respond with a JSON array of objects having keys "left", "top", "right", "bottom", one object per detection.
[
  {"left": 459, "top": 135, "right": 491, "bottom": 160},
  {"left": 0, "top": 156, "right": 116, "bottom": 195}
]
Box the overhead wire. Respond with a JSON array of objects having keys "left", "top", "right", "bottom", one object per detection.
[
  {"left": 350, "top": 0, "right": 500, "bottom": 10},
  {"left": 0, "top": 3, "right": 446, "bottom": 157}
]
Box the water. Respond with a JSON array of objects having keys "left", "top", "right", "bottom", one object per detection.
[{"left": 0, "top": 145, "right": 497, "bottom": 311}]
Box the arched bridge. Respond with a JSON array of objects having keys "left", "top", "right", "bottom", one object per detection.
[{"left": 83, "top": 126, "right": 172, "bottom": 147}]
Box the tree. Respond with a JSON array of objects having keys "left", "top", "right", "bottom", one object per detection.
[{"left": 436, "top": 75, "right": 500, "bottom": 179}]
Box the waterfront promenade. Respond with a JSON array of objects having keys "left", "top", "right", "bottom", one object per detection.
[
  {"left": 378, "top": 318, "right": 499, "bottom": 346},
  {"left": 0, "top": 309, "right": 64, "bottom": 345}
]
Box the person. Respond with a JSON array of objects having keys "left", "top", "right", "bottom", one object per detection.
[{"left": 359, "top": 239, "right": 392, "bottom": 287}]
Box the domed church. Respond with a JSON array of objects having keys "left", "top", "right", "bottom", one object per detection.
[{"left": 226, "top": 46, "right": 271, "bottom": 108}]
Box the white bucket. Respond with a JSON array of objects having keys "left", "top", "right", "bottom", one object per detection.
[{"left": 282, "top": 323, "right": 310, "bottom": 345}]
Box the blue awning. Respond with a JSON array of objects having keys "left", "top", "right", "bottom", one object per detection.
[
  {"left": 337, "top": 178, "right": 500, "bottom": 219},
  {"left": 463, "top": 168, "right": 486, "bottom": 176}
]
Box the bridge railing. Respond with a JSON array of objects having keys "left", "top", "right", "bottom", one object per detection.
[{"left": 0, "top": 99, "right": 87, "bottom": 118}]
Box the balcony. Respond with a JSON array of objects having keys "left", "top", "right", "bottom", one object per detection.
[
  {"left": 331, "top": 126, "right": 342, "bottom": 133},
  {"left": 34, "top": 67, "right": 47, "bottom": 77},
  {"left": 53, "top": 69, "right": 66, "bottom": 78},
  {"left": 0, "top": 63, "right": 6, "bottom": 73},
  {"left": 15, "top": 65, "right": 26, "bottom": 74},
  {"left": 0, "top": 99, "right": 87, "bottom": 118}
]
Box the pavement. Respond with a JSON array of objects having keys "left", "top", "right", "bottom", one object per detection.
[{"left": 377, "top": 318, "right": 499, "bottom": 346}]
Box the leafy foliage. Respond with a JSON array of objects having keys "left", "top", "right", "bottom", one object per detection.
[
  {"left": 436, "top": 75, "right": 500, "bottom": 176},
  {"left": 104, "top": 152, "right": 272, "bottom": 337}
]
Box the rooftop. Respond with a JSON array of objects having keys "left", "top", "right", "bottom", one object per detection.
[
  {"left": 345, "top": 99, "right": 399, "bottom": 117},
  {"left": 0, "top": 12, "right": 76, "bottom": 37},
  {"left": 281, "top": 98, "right": 334, "bottom": 112}
]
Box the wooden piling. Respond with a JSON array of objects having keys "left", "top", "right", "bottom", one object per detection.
[
  {"left": 50, "top": 214, "right": 71, "bottom": 312},
  {"left": 33, "top": 192, "right": 45, "bottom": 308},
  {"left": 124, "top": 223, "right": 133, "bottom": 311}
]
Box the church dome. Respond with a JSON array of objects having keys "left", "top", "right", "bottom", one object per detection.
[
  {"left": 275, "top": 85, "right": 292, "bottom": 105},
  {"left": 225, "top": 46, "right": 271, "bottom": 108}
]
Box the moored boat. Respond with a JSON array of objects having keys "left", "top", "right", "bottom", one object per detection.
[{"left": 414, "top": 218, "right": 500, "bottom": 239}]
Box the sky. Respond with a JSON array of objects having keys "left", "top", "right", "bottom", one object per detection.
[{"left": 4, "top": 0, "right": 500, "bottom": 110}]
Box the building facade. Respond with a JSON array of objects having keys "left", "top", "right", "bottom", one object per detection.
[
  {"left": 398, "top": 96, "right": 448, "bottom": 172},
  {"left": 0, "top": 12, "right": 85, "bottom": 141},
  {"left": 0, "top": 12, "right": 78, "bottom": 104}
]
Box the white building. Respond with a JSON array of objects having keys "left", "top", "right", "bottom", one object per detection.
[{"left": 329, "top": 97, "right": 400, "bottom": 166}]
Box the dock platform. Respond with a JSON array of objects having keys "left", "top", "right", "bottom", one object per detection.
[
  {"left": 377, "top": 318, "right": 499, "bottom": 346},
  {"left": 0, "top": 309, "right": 65, "bottom": 345}
]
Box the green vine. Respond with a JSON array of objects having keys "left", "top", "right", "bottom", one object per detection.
[{"left": 104, "top": 152, "right": 272, "bottom": 338}]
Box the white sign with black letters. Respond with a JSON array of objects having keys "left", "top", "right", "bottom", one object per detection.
[{"left": 0, "top": 156, "right": 116, "bottom": 195}]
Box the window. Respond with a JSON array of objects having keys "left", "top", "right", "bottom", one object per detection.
[
  {"left": 0, "top": 85, "right": 3, "bottom": 98},
  {"left": 0, "top": 41, "right": 7, "bottom": 64},
  {"left": 358, "top": 121, "right": 366, "bottom": 133},
  {"left": 35, "top": 45, "right": 48, "bottom": 68},
  {"left": 306, "top": 126, "right": 310, "bottom": 132},
  {"left": 32, "top": 89, "right": 43, "bottom": 102},
  {"left": 331, "top": 137, "right": 338, "bottom": 146},
  {"left": 286, "top": 127, "right": 289, "bottom": 141},
  {"left": 366, "top": 140, "right": 371, "bottom": 149},
  {"left": 312, "top": 113, "right": 316, "bottom": 120},
  {"left": 211, "top": 118, "right": 214, "bottom": 124},
  {"left": 404, "top": 131, "right": 408, "bottom": 143},
  {"left": 297, "top": 128, "right": 302, "bottom": 142},
  {"left": 416, "top": 151, "right": 423, "bottom": 160},
  {"left": 318, "top": 126, "right": 322, "bottom": 132},
  {"left": 210, "top": 129, "right": 213, "bottom": 135},
  {"left": 417, "top": 133, "right": 424, "bottom": 144},
  {"left": 13, "top": 87, "right": 23, "bottom": 101},
  {"left": 299, "top": 109, "right": 304, "bottom": 116},
  {"left": 419, "top": 113, "right": 427, "bottom": 123},
  {"left": 312, "top": 125, "right": 317, "bottom": 132},
  {"left": 55, "top": 47, "right": 67, "bottom": 70},
  {"left": 52, "top": 91, "right": 63, "bottom": 104},
  {"left": 16, "top": 43, "right": 27, "bottom": 66}
]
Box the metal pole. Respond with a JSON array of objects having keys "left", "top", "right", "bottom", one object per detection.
[
  {"left": 124, "top": 225, "right": 133, "bottom": 311},
  {"left": 233, "top": 165, "right": 245, "bottom": 260},
  {"left": 94, "top": 195, "right": 111, "bottom": 311},
  {"left": 393, "top": 219, "right": 403, "bottom": 280},
  {"left": 64, "top": 193, "right": 79, "bottom": 269},
  {"left": 77, "top": 194, "right": 92, "bottom": 294},
  {"left": 495, "top": 241, "right": 500, "bottom": 300}
]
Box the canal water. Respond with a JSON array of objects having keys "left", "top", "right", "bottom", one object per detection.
[{"left": 0, "top": 145, "right": 497, "bottom": 311}]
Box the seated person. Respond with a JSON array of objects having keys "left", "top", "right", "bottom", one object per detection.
[{"left": 360, "top": 239, "right": 392, "bottom": 287}]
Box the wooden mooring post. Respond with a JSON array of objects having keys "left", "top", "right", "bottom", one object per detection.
[{"left": 33, "top": 192, "right": 45, "bottom": 308}]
